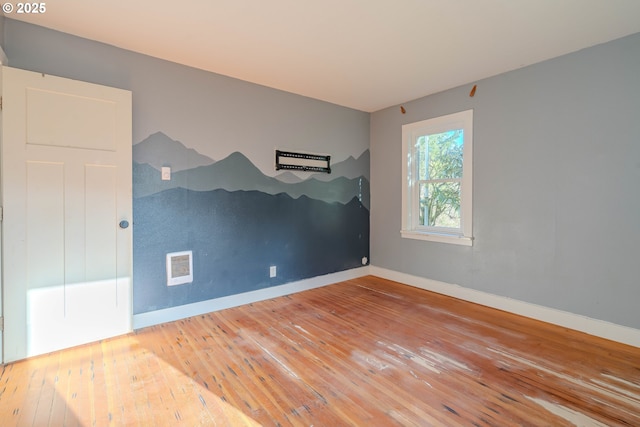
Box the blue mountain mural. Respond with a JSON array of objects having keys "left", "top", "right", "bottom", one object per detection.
[
  {"left": 134, "top": 157, "right": 370, "bottom": 209},
  {"left": 311, "top": 150, "right": 370, "bottom": 182},
  {"left": 132, "top": 133, "right": 370, "bottom": 314},
  {"left": 133, "top": 132, "right": 215, "bottom": 172},
  {"left": 133, "top": 139, "right": 370, "bottom": 210}
]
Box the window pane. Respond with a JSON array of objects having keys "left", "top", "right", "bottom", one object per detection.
[
  {"left": 416, "top": 136, "right": 427, "bottom": 180},
  {"left": 418, "top": 130, "right": 463, "bottom": 180},
  {"left": 419, "top": 182, "right": 461, "bottom": 228}
]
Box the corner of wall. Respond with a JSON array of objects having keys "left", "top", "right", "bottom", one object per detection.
[
  {"left": 0, "top": 15, "right": 8, "bottom": 65},
  {"left": 0, "top": 45, "right": 8, "bottom": 65}
]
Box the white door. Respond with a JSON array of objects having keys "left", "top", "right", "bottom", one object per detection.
[{"left": 1, "top": 66, "right": 132, "bottom": 363}]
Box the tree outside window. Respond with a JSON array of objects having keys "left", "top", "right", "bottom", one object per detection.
[{"left": 416, "top": 130, "right": 463, "bottom": 229}]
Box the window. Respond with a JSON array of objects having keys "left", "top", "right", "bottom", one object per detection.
[{"left": 401, "top": 109, "right": 473, "bottom": 246}]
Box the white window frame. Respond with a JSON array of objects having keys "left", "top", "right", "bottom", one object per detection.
[{"left": 401, "top": 109, "right": 473, "bottom": 246}]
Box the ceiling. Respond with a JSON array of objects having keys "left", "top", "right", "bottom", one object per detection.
[{"left": 6, "top": 0, "right": 640, "bottom": 112}]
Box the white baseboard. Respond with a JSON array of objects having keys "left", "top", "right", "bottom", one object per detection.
[
  {"left": 370, "top": 266, "right": 640, "bottom": 349},
  {"left": 133, "top": 266, "right": 370, "bottom": 329},
  {"left": 133, "top": 264, "right": 640, "bottom": 349}
]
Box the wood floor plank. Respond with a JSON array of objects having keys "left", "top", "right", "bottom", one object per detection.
[
  {"left": 1, "top": 275, "right": 639, "bottom": 426},
  {"left": 20, "top": 361, "right": 47, "bottom": 425},
  {"left": 192, "top": 314, "right": 309, "bottom": 423},
  {"left": 48, "top": 348, "right": 72, "bottom": 426}
]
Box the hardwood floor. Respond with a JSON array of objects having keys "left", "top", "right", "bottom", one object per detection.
[{"left": 1, "top": 275, "right": 639, "bottom": 426}]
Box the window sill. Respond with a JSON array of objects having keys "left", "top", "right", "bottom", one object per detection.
[{"left": 401, "top": 230, "right": 473, "bottom": 246}]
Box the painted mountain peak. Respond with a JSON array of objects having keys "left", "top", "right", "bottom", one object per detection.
[
  {"left": 134, "top": 150, "right": 370, "bottom": 209},
  {"left": 132, "top": 133, "right": 370, "bottom": 209},
  {"left": 274, "top": 171, "right": 305, "bottom": 184},
  {"left": 133, "top": 132, "right": 215, "bottom": 172},
  {"left": 275, "top": 150, "right": 370, "bottom": 183}
]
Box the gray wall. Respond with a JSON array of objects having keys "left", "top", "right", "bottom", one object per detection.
[
  {"left": 371, "top": 32, "right": 640, "bottom": 329},
  {"left": 3, "top": 19, "right": 370, "bottom": 314}
]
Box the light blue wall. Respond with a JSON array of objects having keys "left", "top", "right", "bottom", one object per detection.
[
  {"left": 371, "top": 33, "right": 640, "bottom": 329},
  {"left": 3, "top": 19, "right": 370, "bottom": 315}
]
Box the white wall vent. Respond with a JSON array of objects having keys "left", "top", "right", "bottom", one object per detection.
[{"left": 166, "top": 250, "right": 193, "bottom": 286}]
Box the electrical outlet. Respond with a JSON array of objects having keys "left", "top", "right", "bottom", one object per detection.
[{"left": 269, "top": 265, "right": 277, "bottom": 278}]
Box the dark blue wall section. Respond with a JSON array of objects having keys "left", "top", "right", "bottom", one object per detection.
[
  {"left": 133, "top": 184, "right": 369, "bottom": 314},
  {"left": 132, "top": 137, "right": 370, "bottom": 314},
  {"left": 128, "top": 123, "right": 370, "bottom": 316}
]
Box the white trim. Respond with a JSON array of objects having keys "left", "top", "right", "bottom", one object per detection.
[
  {"left": 401, "top": 109, "right": 473, "bottom": 245},
  {"left": 370, "top": 266, "right": 640, "bottom": 349},
  {"left": 133, "top": 266, "right": 370, "bottom": 329},
  {"left": 400, "top": 230, "right": 473, "bottom": 246}
]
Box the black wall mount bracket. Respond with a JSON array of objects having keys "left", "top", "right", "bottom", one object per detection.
[{"left": 275, "top": 150, "right": 331, "bottom": 173}]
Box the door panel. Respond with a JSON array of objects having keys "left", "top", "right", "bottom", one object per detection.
[
  {"left": 2, "top": 66, "right": 132, "bottom": 363},
  {"left": 85, "top": 165, "right": 118, "bottom": 281},
  {"left": 27, "top": 161, "right": 65, "bottom": 290},
  {"left": 26, "top": 86, "right": 117, "bottom": 150}
]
